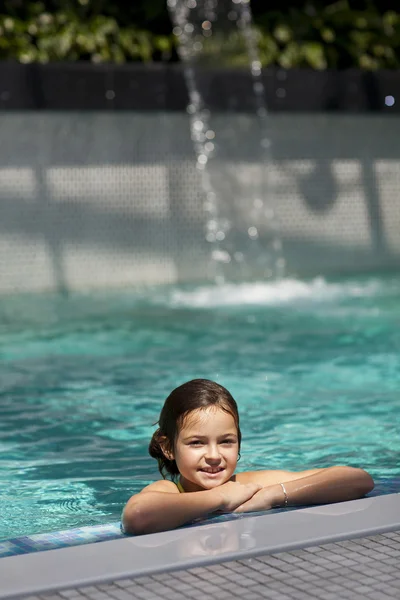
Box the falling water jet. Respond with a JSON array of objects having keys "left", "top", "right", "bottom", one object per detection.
[{"left": 167, "top": 0, "right": 285, "bottom": 283}]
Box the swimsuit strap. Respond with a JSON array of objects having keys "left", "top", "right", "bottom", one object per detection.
[{"left": 176, "top": 479, "right": 185, "bottom": 493}]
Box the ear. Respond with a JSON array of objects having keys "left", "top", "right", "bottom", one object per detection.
[{"left": 159, "top": 436, "right": 174, "bottom": 461}]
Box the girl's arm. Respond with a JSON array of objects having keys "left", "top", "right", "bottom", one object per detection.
[
  {"left": 234, "top": 466, "right": 374, "bottom": 513},
  {"left": 122, "top": 479, "right": 261, "bottom": 535}
]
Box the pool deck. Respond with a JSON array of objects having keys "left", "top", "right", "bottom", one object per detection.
[{"left": 1, "top": 493, "right": 399, "bottom": 600}]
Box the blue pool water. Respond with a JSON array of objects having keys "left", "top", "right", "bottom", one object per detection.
[{"left": 0, "top": 274, "right": 399, "bottom": 542}]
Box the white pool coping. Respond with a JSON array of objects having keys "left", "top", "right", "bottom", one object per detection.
[{"left": 1, "top": 493, "right": 399, "bottom": 599}]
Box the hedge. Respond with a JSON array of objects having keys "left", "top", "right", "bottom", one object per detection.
[{"left": 0, "top": 1, "right": 399, "bottom": 69}]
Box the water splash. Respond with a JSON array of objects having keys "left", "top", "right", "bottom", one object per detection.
[
  {"left": 165, "top": 277, "right": 383, "bottom": 308},
  {"left": 167, "top": 0, "right": 284, "bottom": 283}
]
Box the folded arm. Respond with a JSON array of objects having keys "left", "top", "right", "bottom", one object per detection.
[
  {"left": 234, "top": 466, "right": 374, "bottom": 513},
  {"left": 122, "top": 479, "right": 261, "bottom": 535},
  {"left": 122, "top": 489, "right": 219, "bottom": 535}
]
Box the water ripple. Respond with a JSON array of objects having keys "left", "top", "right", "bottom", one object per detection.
[{"left": 0, "top": 275, "right": 399, "bottom": 539}]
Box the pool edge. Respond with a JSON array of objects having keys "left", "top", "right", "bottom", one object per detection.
[{"left": 1, "top": 493, "right": 399, "bottom": 599}]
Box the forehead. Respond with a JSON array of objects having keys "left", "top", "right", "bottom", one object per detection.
[{"left": 179, "top": 406, "right": 237, "bottom": 433}]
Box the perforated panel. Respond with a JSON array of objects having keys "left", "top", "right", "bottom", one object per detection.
[{"left": 0, "top": 112, "right": 399, "bottom": 293}]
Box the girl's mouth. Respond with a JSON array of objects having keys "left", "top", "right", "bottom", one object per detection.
[{"left": 200, "top": 467, "right": 224, "bottom": 476}]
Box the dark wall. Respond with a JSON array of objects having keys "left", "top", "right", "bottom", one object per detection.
[{"left": 0, "top": 63, "right": 399, "bottom": 113}]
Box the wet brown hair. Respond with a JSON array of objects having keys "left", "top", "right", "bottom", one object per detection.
[{"left": 148, "top": 379, "right": 241, "bottom": 479}]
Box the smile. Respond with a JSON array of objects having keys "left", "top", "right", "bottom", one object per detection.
[{"left": 200, "top": 467, "right": 224, "bottom": 474}]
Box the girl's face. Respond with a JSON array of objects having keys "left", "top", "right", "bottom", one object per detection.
[{"left": 170, "top": 406, "right": 239, "bottom": 492}]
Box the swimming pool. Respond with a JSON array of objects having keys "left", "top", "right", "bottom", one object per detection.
[{"left": 0, "top": 274, "right": 399, "bottom": 543}]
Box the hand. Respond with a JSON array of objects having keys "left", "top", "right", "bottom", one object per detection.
[
  {"left": 216, "top": 481, "right": 262, "bottom": 513},
  {"left": 233, "top": 486, "right": 277, "bottom": 513}
]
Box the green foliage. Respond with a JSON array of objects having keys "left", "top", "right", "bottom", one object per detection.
[
  {"left": 0, "top": 1, "right": 399, "bottom": 69},
  {"left": 255, "top": 1, "right": 400, "bottom": 70},
  {"left": 0, "top": 1, "right": 174, "bottom": 63}
]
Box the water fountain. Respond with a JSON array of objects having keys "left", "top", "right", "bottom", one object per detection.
[{"left": 167, "top": 0, "right": 285, "bottom": 283}]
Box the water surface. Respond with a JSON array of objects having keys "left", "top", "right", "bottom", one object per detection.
[{"left": 0, "top": 275, "right": 399, "bottom": 540}]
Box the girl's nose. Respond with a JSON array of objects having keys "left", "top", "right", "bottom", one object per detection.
[{"left": 205, "top": 445, "right": 221, "bottom": 461}]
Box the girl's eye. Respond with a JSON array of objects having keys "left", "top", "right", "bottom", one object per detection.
[{"left": 188, "top": 439, "right": 236, "bottom": 446}]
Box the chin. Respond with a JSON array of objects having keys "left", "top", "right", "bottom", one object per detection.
[
  {"left": 200, "top": 479, "right": 222, "bottom": 488},
  {"left": 198, "top": 472, "right": 231, "bottom": 489}
]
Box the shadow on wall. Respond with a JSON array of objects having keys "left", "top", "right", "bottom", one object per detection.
[
  {"left": 0, "top": 166, "right": 207, "bottom": 293},
  {"left": 0, "top": 161, "right": 395, "bottom": 294},
  {"left": 296, "top": 159, "right": 387, "bottom": 256},
  {"left": 0, "top": 112, "right": 399, "bottom": 293}
]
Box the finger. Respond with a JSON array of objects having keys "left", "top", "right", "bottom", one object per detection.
[
  {"left": 243, "top": 491, "right": 257, "bottom": 503},
  {"left": 247, "top": 483, "right": 262, "bottom": 492},
  {"left": 233, "top": 502, "right": 251, "bottom": 513},
  {"left": 246, "top": 484, "right": 262, "bottom": 496}
]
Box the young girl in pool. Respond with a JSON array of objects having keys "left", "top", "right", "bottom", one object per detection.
[{"left": 122, "top": 379, "right": 374, "bottom": 535}]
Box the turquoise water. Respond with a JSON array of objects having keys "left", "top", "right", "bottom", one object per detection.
[{"left": 0, "top": 274, "right": 399, "bottom": 541}]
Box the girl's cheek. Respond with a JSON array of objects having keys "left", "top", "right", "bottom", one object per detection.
[{"left": 184, "top": 446, "right": 201, "bottom": 454}]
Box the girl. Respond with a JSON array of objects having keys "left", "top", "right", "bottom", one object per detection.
[{"left": 122, "top": 379, "right": 374, "bottom": 535}]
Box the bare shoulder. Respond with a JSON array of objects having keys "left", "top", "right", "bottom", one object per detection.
[
  {"left": 139, "top": 479, "right": 179, "bottom": 494},
  {"left": 124, "top": 480, "right": 178, "bottom": 509},
  {"left": 236, "top": 468, "right": 323, "bottom": 486}
]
